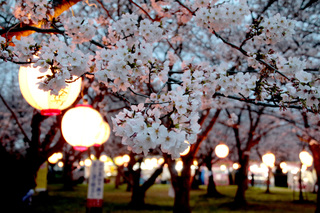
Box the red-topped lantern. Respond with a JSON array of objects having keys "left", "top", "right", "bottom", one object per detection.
[
  {"left": 19, "top": 65, "right": 81, "bottom": 116},
  {"left": 61, "top": 104, "right": 103, "bottom": 151}
]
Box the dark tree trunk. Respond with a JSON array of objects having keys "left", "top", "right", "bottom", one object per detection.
[
  {"left": 234, "top": 155, "right": 249, "bottom": 206},
  {"left": 191, "top": 167, "right": 201, "bottom": 189},
  {"left": 204, "top": 151, "right": 222, "bottom": 197},
  {"left": 129, "top": 168, "right": 145, "bottom": 208},
  {"left": 129, "top": 164, "right": 164, "bottom": 208},
  {"left": 309, "top": 142, "right": 320, "bottom": 213},
  {"left": 167, "top": 156, "right": 193, "bottom": 213},
  {"left": 206, "top": 171, "right": 223, "bottom": 197},
  {"left": 115, "top": 165, "right": 124, "bottom": 189},
  {"left": 172, "top": 175, "right": 191, "bottom": 213},
  {"left": 63, "top": 151, "right": 74, "bottom": 190}
]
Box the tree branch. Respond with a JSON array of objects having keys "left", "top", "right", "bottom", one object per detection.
[
  {"left": 128, "top": 0, "right": 154, "bottom": 21},
  {"left": 0, "top": 93, "right": 31, "bottom": 143}
]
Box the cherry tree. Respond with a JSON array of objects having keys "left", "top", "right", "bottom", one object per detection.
[{"left": 0, "top": 0, "right": 319, "bottom": 212}]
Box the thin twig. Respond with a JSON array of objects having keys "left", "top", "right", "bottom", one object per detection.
[
  {"left": 128, "top": 0, "right": 154, "bottom": 21},
  {"left": 212, "top": 31, "right": 290, "bottom": 80},
  {"left": 128, "top": 87, "right": 149, "bottom": 98},
  {"left": 96, "top": 0, "right": 114, "bottom": 20},
  {"left": 0, "top": 93, "right": 31, "bottom": 143},
  {"left": 175, "top": 0, "right": 196, "bottom": 15}
]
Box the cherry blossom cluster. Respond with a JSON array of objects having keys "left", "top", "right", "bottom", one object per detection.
[
  {"left": 95, "top": 13, "right": 166, "bottom": 93},
  {"left": 0, "top": 37, "right": 11, "bottom": 59},
  {"left": 10, "top": 36, "right": 39, "bottom": 62},
  {"left": 95, "top": 39, "right": 169, "bottom": 92},
  {"left": 112, "top": 87, "right": 201, "bottom": 158},
  {"left": 284, "top": 78, "right": 319, "bottom": 110},
  {"left": 276, "top": 56, "right": 307, "bottom": 76},
  {"left": 64, "top": 17, "right": 96, "bottom": 43},
  {"left": 182, "top": 62, "right": 259, "bottom": 104},
  {"left": 36, "top": 36, "right": 93, "bottom": 94},
  {"left": 194, "top": 0, "right": 250, "bottom": 32},
  {"left": 255, "top": 13, "right": 296, "bottom": 45},
  {"left": 110, "top": 13, "right": 164, "bottom": 43},
  {"left": 13, "top": 0, "right": 54, "bottom": 25},
  {"left": 13, "top": 35, "right": 93, "bottom": 95}
]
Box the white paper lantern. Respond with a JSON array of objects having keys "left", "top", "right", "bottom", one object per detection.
[
  {"left": 19, "top": 65, "right": 81, "bottom": 116},
  {"left": 61, "top": 104, "right": 103, "bottom": 151}
]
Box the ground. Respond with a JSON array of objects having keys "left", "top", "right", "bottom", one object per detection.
[{"left": 29, "top": 184, "right": 317, "bottom": 213}]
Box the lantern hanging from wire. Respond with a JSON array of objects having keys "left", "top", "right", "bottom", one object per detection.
[
  {"left": 61, "top": 104, "right": 103, "bottom": 151},
  {"left": 19, "top": 64, "right": 81, "bottom": 116}
]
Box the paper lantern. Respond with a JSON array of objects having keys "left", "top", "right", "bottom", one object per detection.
[
  {"left": 61, "top": 104, "right": 103, "bottom": 151},
  {"left": 215, "top": 144, "right": 229, "bottom": 158},
  {"left": 19, "top": 65, "right": 81, "bottom": 116},
  {"left": 299, "top": 151, "right": 313, "bottom": 167},
  {"left": 180, "top": 141, "right": 190, "bottom": 156},
  {"left": 262, "top": 153, "right": 275, "bottom": 168},
  {"left": 114, "top": 156, "right": 124, "bottom": 166},
  {"left": 93, "top": 121, "right": 110, "bottom": 147}
]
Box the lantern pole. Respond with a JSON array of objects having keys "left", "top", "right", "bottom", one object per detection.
[
  {"left": 298, "top": 162, "right": 304, "bottom": 202},
  {"left": 262, "top": 153, "right": 275, "bottom": 194}
]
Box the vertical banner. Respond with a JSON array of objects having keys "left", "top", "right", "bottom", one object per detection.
[
  {"left": 87, "top": 160, "right": 104, "bottom": 210},
  {"left": 35, "top": 161, "right": 48, "bottom": 192}
]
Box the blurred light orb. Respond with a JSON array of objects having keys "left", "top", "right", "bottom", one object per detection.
[
  {"left": 220, "top": 164, "right": 227, "bottom": 171},
  {"left": 233, "top": 163, "right": 240, "bottom": 170},
  {"left": 262, "top": 153, "right": 275, "bottom": 168},
  {"left": 57, "top": 161, "right": 64, "bottom": 168},
  {"left": 114, "top": 156, "right": 124, "bottom": 166},
  {"left": 122, "top": 154, "right": 130, "bottom": 163},
  {"left": 299, "top": 151, "right": 313, "bottom": 167},
  {"left": 84, "top": 159, "right": 92, "bottom": 167},
  {"left": 99, "top": 154, "right": 108, "bottom": 162},
  {"left": 48, "top": 153, "right": 61, "bottom": 164},
  {"left": 61, "top": 104, "right": 103, "bottom": 151},
  {"left": 19, "top": 65, "right": 81, "bottom": 116},
  {"left": 280, "top": 162, "right": 287, "bottom": 169},
  {"left": 215, "top": 144, "right": 229, "bottom": 158},
  {"left": 175, "top": 160, "right": 183, "bottom": 172},
  {"left": 157, "top": 158, "right": 165, "bottom": 165},
  {"left": 193, "top": 160, "right": 198, "bottom": 167}
]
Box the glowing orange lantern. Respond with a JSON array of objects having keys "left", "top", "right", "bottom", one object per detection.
[
  {"left": 19, "top": 65, "right": 81, "bottom": 116},
  {"left": 61, "top": 104, "right": 103, "bottom": 151}
]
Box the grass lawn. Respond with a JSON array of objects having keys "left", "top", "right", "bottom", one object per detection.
[{"left": 30, "top": 183, "right": 317, "bottom": 213}]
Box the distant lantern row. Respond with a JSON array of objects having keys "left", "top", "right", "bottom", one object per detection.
[{"left": 19, "top": 64, "right": 110, "bottom": 151}]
